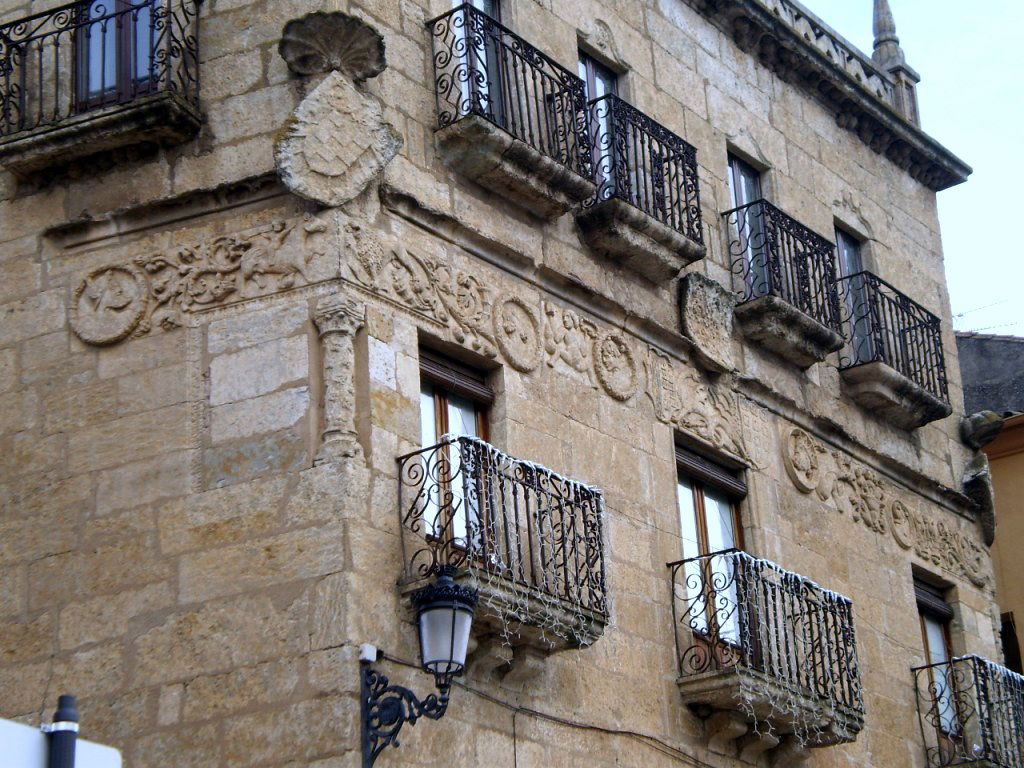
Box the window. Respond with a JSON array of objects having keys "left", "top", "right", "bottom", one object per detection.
[
  {"left": 676, "top": 445, "right": 746, "bottom": 642},
  {"left": 76, "top": 0, "right": 159, "bottom": 110},
  {"left": 419, "top": 349, "right": 493, "bottom": 547},
  {"left": 916, "top": 578, "right": 959, "bottom": 743},
  {"left": 835, "top": 227, "right": 875, "bottom": 360},
  {"left": 1001, "top": 613, "right": 1023, "bottom": 674},
  {"left": 455, "top": 0, "right": 502, "bottom": 123},
  {"left": 579, "top": 52, "right": 618, "bottom": 192},
  {"left": 727, "top": 154, "right": 767, "bottom": 295}
]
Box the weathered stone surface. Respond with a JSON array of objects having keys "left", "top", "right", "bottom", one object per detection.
[
  {"left": 275, "top": 72, "right": 402, "bottom": 206},
  {"left": 202, "top": 430, "right": 307, "bottom": 489},
  {"left": 67, "top": 404, "right": 193, "bottom": 473},
  {"left": 210, "top": 386, "right": 309, "bottom": 443},
  {"left": 158, "top": 475, "right": 288, "bottom": 555},
  {"left": 735, "top": 295, "right": 843, "bottom": 369},
  {"left": 95, "top": 450, "right": 192, "bottom": 515},
  {"left": 576, "top": 197, "right": 706, "bottom": 282},
  {"left": 59, "top": 583, "right": 174, "bottom": 649},
  {"left": 133, "top": 592, "right": 309, "bottom": 684},
  {"left": 181, "top": 659, "right": 301, "bottom": 721},
  {"left": 961, "top": 410, "right": 1004, "bottom": 450},
  {"left": 841, "top": 360, "right": 953, "bottom": 429},
  {"left": 679, "top": 272, "right": 737, "bottom": 373},
  {"left": 437, "top": 115, "right": 596, "bottom": 220},
  {"left": 178, "top": 524, "right": 346, "bottom": 602},
  {"left": 209, "top": 335, "right": 308, "bottom": 405},
  {"left": 207, "top": 302, "right": 310, "bottom": 356}
]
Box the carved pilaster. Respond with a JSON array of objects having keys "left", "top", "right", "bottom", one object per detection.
[{"left": 314, "top": 296, "right": 365, "bottom": 464}]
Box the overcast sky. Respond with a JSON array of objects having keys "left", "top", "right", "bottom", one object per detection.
[{"left": 797, "top": 1, "right": 1023, "bottom": 335}]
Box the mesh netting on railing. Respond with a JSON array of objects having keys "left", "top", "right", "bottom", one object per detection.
[
  {"left": 398, "top": 435, "right": 607, "bottom": 646},
  {"left": 670, "top": 549, "right": 864, "bottom": 746},
  {"left": 914, "top": 654, "right": 1024, "bottom": 768}
]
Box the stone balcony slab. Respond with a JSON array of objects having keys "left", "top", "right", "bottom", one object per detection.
[
  {"left": 841, "top": 361, "right": 953, "bottom": 430},
  {"left": 735, "top": 295, "right": 843, "bottom": 368},
  {"left": 436, "top": 115, "right": 596, "bottom": 221},
  {"left": 0, "top": 92, "right": 201, "bottom": 178}
]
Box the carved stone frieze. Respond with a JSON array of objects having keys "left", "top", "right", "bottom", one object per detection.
[
  {"left": 645, "top": 348, "right": 746, "bottom": 459},
  {"left": 781, "top": 427, "right": 987, "bottom": 587},
  {"left": 69, "top": 215, "right": 334, "bottom": 345}
]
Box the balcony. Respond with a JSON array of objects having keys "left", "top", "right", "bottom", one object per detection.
[
  {"left": 913, "top": 655, "right": 1024, "bottom": 768},
  {"left": 398, "top": 436, "right": 607, "bottom": 665},
  {"left": 724, "top": 200, "right": 844, "bottom": 368},
  {"left": 670, "top": 550, "right": 864, "bottom": 761},
  {"left": 837, "top": 271, "right": 952, "bottom": 429},
  {"left": 427, "top": 5, "right": 595, "bottom": 220},
  {"left": 574, "top": 94, "right": 705, "bottom": 282},
  {"left": 0, "top": 0, "right": 202, "bottom": 177}
]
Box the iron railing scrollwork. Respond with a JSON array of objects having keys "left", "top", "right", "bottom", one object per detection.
[
  {"left": 397, "top": 435, "right": 607, "bottom": 618},
  {"left": 0, "top": 0, "right": 201, "bottom": 138},
  {"left": 724, "top": 199, "right": 843, "bottom": 333},
  {"left": 669, "top": 549, "right": 864, "bottom": 718},
  {"left": 837, "top": 270, "right": 949, "bottom": 404},
  {"left": 427, "top": 3, "right": 592, "bottom": 181},
  {"left": 585, "top": 93, "right": 703, "bottom": 244},
  {"left": 913, "top": 655, "right": 1024, "bottom": 767}
]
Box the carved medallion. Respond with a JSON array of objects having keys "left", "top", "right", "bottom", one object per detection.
[
  {"left": 890, "top": 500, "right": 915, "bottom": 550},
  {"left": 493, "top": 296, "right": 540, "bottom": 373},
  {"left": 69, "top": 265, "right": 147, "bottom": 345},
  {"left": 593, "top": 332, "right": 637, "bottom": 401},
  {"left": 782, "top": 428, "right": 821, "bottom": 494}
]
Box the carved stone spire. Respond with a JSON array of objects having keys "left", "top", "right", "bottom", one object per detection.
[
  {"left": 872, "top": 0, "right": 904, "bottom": 70},
  {"left": 871, "top": 0, "right": 921, "bottom": 127}
]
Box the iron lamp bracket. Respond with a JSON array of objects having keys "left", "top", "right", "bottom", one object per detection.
[{"left": 361, "top": 664, "right": 450, "bottom": 768}]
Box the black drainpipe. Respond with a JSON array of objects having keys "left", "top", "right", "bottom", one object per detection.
[{"left": 42, "top": 694, "right": 78, "bottom": 768}]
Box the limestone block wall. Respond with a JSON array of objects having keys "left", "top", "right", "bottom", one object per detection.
[{"left": 0, "top": 1, "right": 998, "bottom": 768}]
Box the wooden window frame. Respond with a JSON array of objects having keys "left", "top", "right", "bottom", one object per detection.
[
  {"left": 915, "top": 578, "right": 963, "bottom": 757},
  {"left": 75, "top": 0, "right": 159, "bottom": 112},
  {"left": 676, "top": 445, "right": 747, "bottom": 663}
]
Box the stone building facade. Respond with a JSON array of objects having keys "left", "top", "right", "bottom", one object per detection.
[{"left": 0, "top": 0, "right": 1013, "bottom": 767}]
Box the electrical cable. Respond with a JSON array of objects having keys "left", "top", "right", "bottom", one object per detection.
[{"left": 378, "top": 651, "right": 716, "bottom": 767}]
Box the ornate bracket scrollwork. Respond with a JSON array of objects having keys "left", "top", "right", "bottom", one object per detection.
[{"left": 361, "top": 666, "right": 450, "bottom": 768}]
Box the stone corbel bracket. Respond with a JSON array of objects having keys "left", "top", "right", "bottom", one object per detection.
[{"left": 275, "top": 12, "right": 403, "bottom": 207}]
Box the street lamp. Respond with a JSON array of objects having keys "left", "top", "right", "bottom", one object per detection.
[{"left": 361, "top": 566, "right": 478, "bottom": 767}]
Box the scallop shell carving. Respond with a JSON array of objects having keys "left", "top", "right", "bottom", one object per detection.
[{"left": 279, "top": 12, "right": 386, "bottom": 81}]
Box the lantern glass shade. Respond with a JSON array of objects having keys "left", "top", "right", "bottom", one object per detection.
[{"left": 418, "top": 602, "right": 473, "bottom": 681}]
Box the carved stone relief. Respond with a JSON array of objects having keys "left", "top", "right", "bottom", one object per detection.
[
  {"left": 781, "top": 427, "right": 987, "bottom": 587},
  {"left": 345, "top": 242, "right": 746, "bottom": 452},
  {"left": 314, "top": 295, "right": 365, "bottom": 463},
  {"left": 678, "top": 272, "right": 737, "bottom": 374},
  {"left": 645, "top": 348, "right": 747, "bottom": 459},
  {"left": 70, "top": 215, "right": 334, "bottom": 345},
  {"left": 275, "top": 12, "right": 401, "bottom": 207}
]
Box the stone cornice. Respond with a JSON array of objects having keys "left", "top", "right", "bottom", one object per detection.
[{"left": 691, "top": 0, "right": 971, "bottom": 191}]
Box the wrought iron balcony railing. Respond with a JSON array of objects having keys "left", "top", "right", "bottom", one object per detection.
[
  {"left": 837, "top": 270, "right": 949, "bottom": 405},
  {"left": 397, "top": 435, "right": 607, "bottom": 619},
  {"left": 913, "top": 655, "right": 1024, "bottom": 768},
  {"left": 670, "top": 550, "right": 864, "bottom": 726},
  {"left": 724, "top": 199, "right": 843, "bottom": 333},
  {"left": 0, "top": 0, "right": 201, "bottom": 138},
  {"left": 427, "top": 3, "right": 592, "bottom": 181},
  {"left": 584, "top": 94, "right": 703, "bottom": 244}
]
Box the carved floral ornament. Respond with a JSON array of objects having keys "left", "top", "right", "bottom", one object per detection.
[
  {"left": 344, "top": 235, "right": 745, "bottom": 459},
  {"left": 781, "top": 427, "right": 987, "bottom": 588},
  {"left": 69, "top": 215, "right": 331, "bottom": 345}
]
